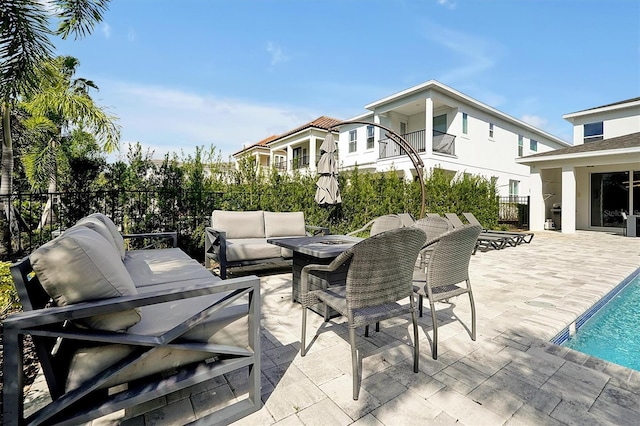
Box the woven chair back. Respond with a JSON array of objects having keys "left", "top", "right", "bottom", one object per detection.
[
  {"left": 412, "top": 216, "right": 453, "bottom": 242},
  {"left": 426, "top": 225, "right": 482, "bottom": 288},
  {"left": 343, "top": 227, "right": 426, "bottom": 310},
  {"left": 369, "top": 214, "right": 404, "bottom": 236}
]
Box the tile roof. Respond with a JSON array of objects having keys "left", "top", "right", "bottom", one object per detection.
[
  {"left": 266, "top": 116, "right": 342, "bottom": 145},
  {"left": 233, "top": 134, "right": 279, "bottom": 156},
  {"left": 521, "top": 132, "right": 640, "bottom": 159}
]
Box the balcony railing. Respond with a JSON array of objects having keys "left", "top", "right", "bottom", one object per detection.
[
  {"left": 290, "top": 155, "right": 309, "bottom": 170},
  {"left": 273, "top": 160, "right": 287, "bottom": 171},
  {"left": 379, "top": 129, "right": 456, "bottom": 159}
]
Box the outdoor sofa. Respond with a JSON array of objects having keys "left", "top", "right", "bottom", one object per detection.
[
  {"left": 4, "top": 213, "right": 261, "bottom": 425},
  {"left": 205, "top": 210, "right": 328, "bottom": 279}
]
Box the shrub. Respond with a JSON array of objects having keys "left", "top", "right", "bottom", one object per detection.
[{"left": 0, "top": 261, "right": 19, "bottom": 313}]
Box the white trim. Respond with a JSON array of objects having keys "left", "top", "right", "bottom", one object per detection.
[
  {"left": 516, "top": 147, "right": 640, "bottom": 164},
  {"left": 563, "top": 99, "right": 640, "bottom": 120}
]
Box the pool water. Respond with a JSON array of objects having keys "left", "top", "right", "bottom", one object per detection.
[{"left": 562, "top": 272, "right": 640, "bottom": 371}]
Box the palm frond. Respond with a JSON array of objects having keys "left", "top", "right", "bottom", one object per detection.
[
  {"left": 53, "top": 0, "right": 110, "bottom": 40},
  {"left": 0, "top": 0, "right": 55, "bottom": 100}
]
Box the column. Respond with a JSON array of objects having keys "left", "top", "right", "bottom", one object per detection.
[
  {"left": 309, "top": 136, "right": 317, "bottom": 173},
  {"left": 561, "top": 165, "right": 576, "bottom": 233},
  {"left": 425, "top": 97, "right": 433, "bottom": 156},
  {"left": 287, "top": 145, "right": 293, "bottom": 173},
  {"left": 529, "top": 168, "right": 545, "bottom": 231}
]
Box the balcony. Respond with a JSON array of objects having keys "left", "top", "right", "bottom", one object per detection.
[
  {"left": 273, "top": 160, "right": 287, "bottom": 172},
  {"left": 290, "top": 155, "right": 309, "bottom": 170},
  {"left": 379, "top": 129, "right": 456, "bottom": 159}
]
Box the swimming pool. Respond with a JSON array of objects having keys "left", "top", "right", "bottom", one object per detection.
[{"left": 552, "top": 267, "right": 640, "bottom": 371}]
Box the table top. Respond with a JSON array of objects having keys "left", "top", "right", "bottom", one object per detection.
[{"left": 267, "top": 235, "right": 362, "bottom": 258}]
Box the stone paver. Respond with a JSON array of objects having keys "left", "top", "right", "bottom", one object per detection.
[{"left": 22, "top": 230, "right": 640, "bottom": 425}]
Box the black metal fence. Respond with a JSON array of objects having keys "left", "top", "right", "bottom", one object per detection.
[
  {"left": 498, "top": 196, "right": 530, "bottom": 229},
  {"left": 0, "top": 190, "right": 226, "bottom": 262}
]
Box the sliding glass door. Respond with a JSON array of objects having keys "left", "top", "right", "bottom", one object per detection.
[{"left": 590, "top": 171, "right": 630, "bottom": 228}]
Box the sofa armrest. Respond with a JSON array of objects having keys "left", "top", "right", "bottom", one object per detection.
[
  {"left": 204, "top": 227, "right": 228, "bottom": 275},
  {"left": 305, "top": 225, "right": 330, "bottom": 236},
  {"left": 123, "top": 231, "right": 178, "bottom": 248}
]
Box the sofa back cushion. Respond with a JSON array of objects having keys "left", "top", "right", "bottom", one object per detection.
[
  {"left": 264, "top": 211, "right": 306, "bottom": 237},
  {"left": 30, "top": 226, "right": 141, "bottom": 331},
  {"left": 212, "top": 210, "right": 265, "bottom": 239},
  {"left": 87, "top": 213, "right": 126, "bottom": 260},
  {"left": 75, "top": 216, "right": 122, "bottom": 255}
]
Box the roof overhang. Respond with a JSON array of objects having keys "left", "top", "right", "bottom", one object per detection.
[
  {"left": 563, "top": 99, "right": 640, "bottom": 122},
  {"left": 517, "top": 146, "right": 640, "bottom": 166}
]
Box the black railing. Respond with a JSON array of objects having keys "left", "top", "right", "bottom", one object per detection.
[
  {"left": 0, "top": 190, "right": 225, "bottom": 262},
  {"left": 290, "top": 155, "right": 309, "bottom": 170},
  {"left": 273, "top": 160, "right": 287, "bottom": 171},
  {"left": 498, "top": 196, "right": 530, "bottom": 229},
  {"left": 379, "top": 129, "right": 456, "bottom": 159}
]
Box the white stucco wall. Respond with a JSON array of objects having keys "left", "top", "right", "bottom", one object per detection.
[{"left": 566, "top": 103, "right": 640, "bottom": 145}]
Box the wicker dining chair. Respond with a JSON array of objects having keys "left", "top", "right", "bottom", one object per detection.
[
  {"left": 346, "top": 214, "right": 404, "bottom": 237},
  {"left": 412, "top": 224, "right": 482, "bottom": 359},
  {"left": 300, "top": 227, "right": 427, "bottom": 400},
  {"left": 412, "top": 215, "right": 453, "bottom": 269}
]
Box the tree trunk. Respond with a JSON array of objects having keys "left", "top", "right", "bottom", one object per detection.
[{"left": 1, "top": 101, "right": 15, "bottom": 255}]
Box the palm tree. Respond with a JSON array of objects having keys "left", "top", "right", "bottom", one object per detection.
[
  {"left": 21, "top": 55, "right": 119, "bottom": 227},
  {"left": 0, "top": 0, "right": 111, "bottom": 254}
]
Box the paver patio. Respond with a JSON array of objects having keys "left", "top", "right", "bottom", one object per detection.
[{"left": 22, "top": 230, "right": 640, "bottom": 425}]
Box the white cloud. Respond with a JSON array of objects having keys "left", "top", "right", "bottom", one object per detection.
[
  {"left": 438, "top": 0, "right": 457, "bottom": 10},
  {"left": 127, "top": 28, "right": 136, "bottom": 42},
  {"left": 266, "top": 42, "right": 290, "bottom": 67},
  {"left": 521, "top": 114, "right": 548, "bottom": 129},
  {"left": 96, "top": 80, "right": 320, "bottom": 162},
  {"left": 102, "top": 23, "right": 111, "bottom": 39}
]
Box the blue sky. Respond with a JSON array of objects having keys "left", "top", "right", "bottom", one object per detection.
[{"left": 55, "top": 0, "right": 640, "bottom": 161}]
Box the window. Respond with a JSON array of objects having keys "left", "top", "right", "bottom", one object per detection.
[
  {"left": 433, "top": 114, "right": 447, "bottom": 133},
  {"left": 509, "top": 179, "right": 519, "bottom": 196},
  {"left": 518, "top": 135, "right": 524, "bottom": 157},
  {"left": 584, "top": 122, "right": 604, "bottom": 143},
  {"left": 462, "top": 113, "right": 468, "bottom": 134},
  {"left": 348, "top": 130, "right": 357, "bottom": 153},
  {"left": 366, "top": 125, "right": 374, "bottom": 149},
  {"left": 489, "top": 123, "right": 494, "bottom": 138},
  {"left": 530, "top": 139, "right": 538, "bottom": 152}
]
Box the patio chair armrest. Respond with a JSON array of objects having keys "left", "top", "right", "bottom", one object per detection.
[
  {"left": 305, "top": 225, "right": 330, "bottom": 236},
  {"left": 346, "top": 218, "right": 376, "bottom": 236},
  {"left": 123, "top": 231, "right": 178, "bottom": 248},
  {"left": 3, "top": 275, "right": 260, "bottom": 329}
]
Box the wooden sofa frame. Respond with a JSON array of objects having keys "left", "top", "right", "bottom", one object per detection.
[{"left": 3, "top": 232, "right": 261, "bottom": 425}]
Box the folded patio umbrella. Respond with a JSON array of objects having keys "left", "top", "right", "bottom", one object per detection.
[{"left": 314, "top": 133, "right": 342, "bottom": 205}]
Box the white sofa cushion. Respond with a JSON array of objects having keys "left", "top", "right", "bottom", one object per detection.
[
  {"left": 30, "top": 226, "right": 141, "bottom": 331},
  {"left": 264, "top": 211, "right": 306, "bottom": 237},
  {"left": 225, "top": 238, "right": 282, "bottom": 262},
  {"left": 213, "top": 210, "right": 265, "bottom": 239},
  {"left": 75, "top": 217, "right": 121, "bottom": 255},
  {"left": 87, "top": 213, "right": 126, "bottom": 260},
  {"left": 125, "top": 248, "right": 216, "bottom": 288}
]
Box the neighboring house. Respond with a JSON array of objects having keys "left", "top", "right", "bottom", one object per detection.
[
  {"left": 232, "top": 116, "right": 342, "bottom": 174},
  {"left": 232, "top": 135, "right": 279, "bottom": 174},
  {"left": 517, "top": 97, "right": 640, "bottom": 234},
  {"left": 335, "top": 80, "right": 570, "bottom": 198}
]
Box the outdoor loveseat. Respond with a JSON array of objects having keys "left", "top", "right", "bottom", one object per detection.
[
  {"left": 205, "top": 210, "right": 328, "bottom": 279},
  {"left": 4, "top": 213, "right": 261, "bottom": 425}
]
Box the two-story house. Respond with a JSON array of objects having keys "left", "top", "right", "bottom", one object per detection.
[
  {"left": 232, "top": 116, "right": 341, "bottom": 174},
  {"left": 336, "top": 80, "right": 570, "bottom": 198},
  {"left": 518, "top": 97, "right": 640, "bottom": 234}
]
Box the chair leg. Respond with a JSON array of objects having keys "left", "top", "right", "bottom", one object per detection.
[
  {"left": 349, "top": 327, "right": 359, "bottom": 400},
  {"left": 411, "top": 308, "right": 419, "bottom": 373},
  {"left": 418, "top": 295, "right": 423, "bottom": 317},
  {"left": 468, "top": 285, "right": 476, "bottom": 341},
  {"left": 375, "top": 322, "right": 379, "bottom": 332},
  {"left": 301, "top": 308, "right": 308, "bottom": 356},
  {"left": 364, "top": 325, "right": 369, "bottom": 337},
  {"left": 430, "top": 301, "right": 438, "bottom": 359}
]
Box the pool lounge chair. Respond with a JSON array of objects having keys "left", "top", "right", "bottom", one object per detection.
[
  {"left": 444, "top": 213, "right": 513, "bottom": 252},
  {"left": 462, "top": 212, "right": 534, "bottom": 244}
]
